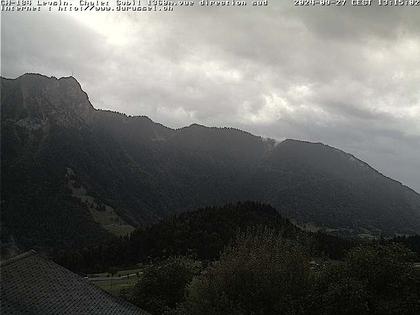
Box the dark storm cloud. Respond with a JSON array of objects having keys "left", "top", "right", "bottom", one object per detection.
[{"left": 1, "top": 2, "right": 419, "bottom": 191}]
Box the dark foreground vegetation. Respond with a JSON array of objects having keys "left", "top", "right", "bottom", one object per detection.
[
  {"left": 159, "top": 230, "right": 420, "bottom": 315},
  {"left": 53, "top": 202, "right": 420, "bottom": 315}
]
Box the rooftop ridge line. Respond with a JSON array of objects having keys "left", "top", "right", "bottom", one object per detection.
[{"left": 0, "top": 250, "right": 37, "bottom": 267}]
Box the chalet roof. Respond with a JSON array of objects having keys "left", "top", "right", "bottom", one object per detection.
[{"left": 1, "top": 250, "right": 148, "bottom": 314}]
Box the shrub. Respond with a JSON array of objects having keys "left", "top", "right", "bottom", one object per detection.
[
  {"left": 131, "top": 257, "right": 201, "bottom": 314},
  {"left": 179, "top": 228, "right": 311, "bottom": 315}
]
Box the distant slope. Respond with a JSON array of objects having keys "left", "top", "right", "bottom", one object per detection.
[
  {"left": 249, "top": 139, "right": 420, "bottom": 235},
  {"left": 1, "top": 73, "right": 420, "bottom": 250}
]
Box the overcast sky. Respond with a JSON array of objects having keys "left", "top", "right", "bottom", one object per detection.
[{"left": 1, "top": 2, "right": 420, "bottom": 192}]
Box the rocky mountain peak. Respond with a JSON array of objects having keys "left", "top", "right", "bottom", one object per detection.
[{"left": 1, "top": 73, "right": 94, "bottom": 129}]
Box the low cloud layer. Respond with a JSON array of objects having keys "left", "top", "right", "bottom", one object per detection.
[{"left": 2, "top": 3, "right": 420, "bottom": 192}]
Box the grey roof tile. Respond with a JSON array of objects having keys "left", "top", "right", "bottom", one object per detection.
[{"left": 1, "top": 251, "right": 149, "bottom": 315}]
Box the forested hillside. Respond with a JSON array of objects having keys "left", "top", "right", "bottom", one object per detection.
[
  {"left": 54, "top": 202, "right": 355, "bottom": 273},
  {"left": 51, "top": 202, "right": 419, "bottom": 315},
  {"left": 2, "top": 73, "right": 420, "bottom": 251}
]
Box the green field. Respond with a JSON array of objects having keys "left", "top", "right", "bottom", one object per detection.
[
  {"left": 89, "top": 267, "right": 143, "bottom": 278},
  {"left": 91, "top": 277, "right": 138, "bottom": 296},
  {"left": 88, "top": 268, "right": 144, "bottom": 297}
]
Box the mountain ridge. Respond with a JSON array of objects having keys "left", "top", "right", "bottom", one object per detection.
[
  {"left": 2, "top": 73, "right": 415, "bottom": 192},
  {"left": 1, "top": 73, "right": 420, "bottom": 250}
]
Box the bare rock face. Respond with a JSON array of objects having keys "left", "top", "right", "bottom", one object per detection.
[{"left": 2, "top": 73, "right": 94, "bottom": 130}]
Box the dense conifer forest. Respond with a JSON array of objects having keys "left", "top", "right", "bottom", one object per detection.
[{"left": 52, "top": 202, "right": 420, "bottom": 315}]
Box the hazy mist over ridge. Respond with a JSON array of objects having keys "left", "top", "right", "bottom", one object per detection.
[{"left": 1, "top": 3, "right": 420, "bottom": 192}]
